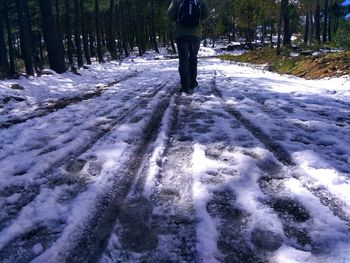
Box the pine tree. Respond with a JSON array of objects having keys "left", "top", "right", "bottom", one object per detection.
[
  {"left": 307, "top": 0, "right": 312, "bottom": 47},
  {"left": 1, "top": 0, "right": 350, "bottom": 79},
  {"left": 55, "top": 0, "right": 65, "bottom": 59},
  {"left": 65, "top": 0, "right": 74, "bottom": 65},
  {"left": 3, "top": 0, "right": 15, "bottom": 76},
  {"left": 74, "top": 0, "right": 84, "bottom": 67},
  {"left": 16, "top": 0, "right": 34, "bottom": 75},
  {"left": 150, "top": 0, "right": 159, "bottom": 53},
  {"left": 323, "top": 0, "right": 329, "bottom": 42},
  {"left": 95, "top": 0, "right": 103, "bottom": 63},
  {"left": 119, "top": 0, "right": 129, "bottom": 57},
  {"left": 282, "top": 0, "right": 291, "bottom": 45},
  {"left": 315, "top": 0, "right": 321, "bottom": 44},
  {"left": 80, "top": 0, "right": 91, "bottom": 64},
  {"left": 38, "top": 0, "right": 66, "bottom": 73},
  {"left": 107, "top": 0, "right": 118, "bottom": 60},
  {"left": 0, "top": 2, "right": 9, "bottom": 78}
]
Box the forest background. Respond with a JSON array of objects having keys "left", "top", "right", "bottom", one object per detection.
[{"left": 0, "top": 0, "right": 349, "bottom": 79}]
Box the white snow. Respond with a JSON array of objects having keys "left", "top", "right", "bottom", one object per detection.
[
  {"left": 5, "top": 193, "right": 21, "bottom": 204},
  {"left": 1, "top": 47, "right": 350, "bottom": 262},
  {"left": 272, "top": 245, "right": 317, "bottom": 263},
  {"left": 143, "top": 97, "right": 177, "bottom": 198},
  {"left": 32, "top": 243, "right": 44, "bottom": 255},
  {"left": 198, "top": 46, "right": 217, "bottom": 57},
  {"left": 192, "top": 144, "right": 221, "bottom": 263}
]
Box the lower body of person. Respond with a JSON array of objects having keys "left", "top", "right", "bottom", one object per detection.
[{"left": 176, "top": 36, "right": 201, "bottom": 93}]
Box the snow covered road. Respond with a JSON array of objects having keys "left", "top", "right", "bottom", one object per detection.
[{"left": 0, "top": 57, "right": 350, "bottom": 262}]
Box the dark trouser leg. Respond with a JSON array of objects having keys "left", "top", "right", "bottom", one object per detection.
[
  {"left": 176, "top": 37, "right": 190, "bottom": 90},
  {"left": 188, "top": 37, "right": 201, "bottom": 87}
]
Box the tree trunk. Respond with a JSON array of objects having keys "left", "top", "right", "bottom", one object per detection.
[
  {"left": 107, "top": 0, "right": 118, "bottom": 60},
  {"left": 232, "top": 16, "right": 236, "bottom": 42},
  {"left": 282, "top": 0, "right": 290, "bottom": 45},
  {"left": 276, "top": 1, "right": 283, "bottom": 55},
  {"left": 55, "top": 0, "right": 65, "bottom": 57},
  {"left": 65, "top": 0, "right": 74, "bottom": 64},
  {"left": 328, "top": 0, "right": 332, "bottom": 42},
  {"left": 3, "top": 0, "right": 15, "bottom": 76},
  {"left": 39, "top": 33, "right": 44, "bottom": 62},
  {"left": 16, "top": 0, "right": 34, "bottom": 75},
  {"left": 125, "top": 0, "right": 134, "bottom": 50},
  {"left": 227, "top": 20, "right": 231, "bottom": 43},
  {"left": 261, "top": 22, "right": 265, "bottom": 45},
  {"left": 16, "top": 33, "right": 21, "bottom": 58},
  {"left": 0, "top": 6, "right": 9, "bottom": 78},
  {"left": 328, "top": 16, "right": 332, "bottom": 42},
  {"left": 169, "top": 21, "right": 176, "bottom": 54},
  {"left": 270, "top": 18, "right": 273, "bottom": 48},
  {"left": 119, "top": 0, "right": 129, "bottom": 57},
  {"left": 304, "top": 12, "right": 309, "bottom": 44},
  {"left": 39, "top": 0, "right": 66, "bottom": 73},
  {"left": 315, "top": 0, "right": 321, "bottom": 44},
  {"left": 334, "top": 16, "right": 339, "bottom": 33},
  {"left": 32, "top": 32, "right": 43, "bottom": 74},
  {"left": 150, "top": 0, "right": 159, "bottom": 53},
  {"left": 134, "top": 1, "right": 142, "bottom": 56},
  {"left": 246, "top": 8, "right": 253, "bottom": 50},
  {"left": 89, "top": 32, "right": 96, "bottom": 57},
  {"left": 100, "top": 25, "right": 106, "bottom": 47},
  {"left": 74, "top": 0, "right": 83, "bottom": 67},
  {"left": 136, "top": 0, "right": 145, "bottom": 55},
  {"left": 323, "top": 0, "right": 328, "bottom": 42},
  {"left": 95, "top": 0, "right": 103, "bottom": 63},
  {"left": 245, "top": 29, "right": 253, "bottom": 50},
  {"left": 307, "top": 0, "right": 312, "bottom": 47},
  {"left": 80, "top": 0, "right": 91, "bottom": 64}
]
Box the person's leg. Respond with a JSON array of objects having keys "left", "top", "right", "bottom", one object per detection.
[
  {"left": 176, "top": 37, "right": 190, "bottom": 91},
  {"left": 188, "top": 37, "right": 201, "bottom": 88}
]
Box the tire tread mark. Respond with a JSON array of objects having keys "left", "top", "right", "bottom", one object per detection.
[
  {"left": 32, "top": 83, "right": 179, "bottom": 263},
  {"left": 210, "top": 72, "right": 350, "bottom": 231},
  {"left": 0, "top": 71, "right": 140, "bottom": 129},
  {"left": 210, "top": 75, "right": 294, "bottom": 166}
]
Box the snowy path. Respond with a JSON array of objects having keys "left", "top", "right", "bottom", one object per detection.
[
  {"left": 0, "top": 58, "right": 350, "bottom": 262},
  {"left": 0, "top": 71, "right": 139, "bottom": 129}
]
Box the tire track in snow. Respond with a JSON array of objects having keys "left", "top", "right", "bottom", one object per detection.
[
  {"left": 30, "top": 82, "right": 180, "bottom": 263},
  {"left": 210, "top": 73, "right": 294, "bottom": 166},
  {"left": 183, "top": 70, "right": 349, "bottom": 262},
  {"left": 210, "top": 71, "right": 350, "bottom": 231},
  {"left": 185, "top": 79, "right": 275, "bottom": 262},
  {"left": 0, "top": 77, "right": 178, "bottom": 263},
  {"left": 0, "top": 71, "right": 140, "bottom": 129},
  {"left": 0, "top": 75, "right": 173, "bottom": 177},
  {"left": 218, "top": 73, "right": 350, "bottom": 173},
  {"left": 100, "top": 93, "right": 198, "bottom": 262}
]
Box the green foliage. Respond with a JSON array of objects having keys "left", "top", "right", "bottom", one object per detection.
[
  {"left": 270, "top": 57, "right": 298, "bottom": 74},
  {"left": 220, "top": 47, "right": 350, "bottom": 79},
  {"left": 1, "top": 0, "right": 350, "bottom": 77},
  {"left": 336, "top": 19, "right": 350, "bottom": 49}
]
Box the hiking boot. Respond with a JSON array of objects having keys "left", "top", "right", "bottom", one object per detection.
[
  {"left": 190, "top": 81, "right": 199, "bottom": 88},
  {"left": 186, "top": 88, "right": 194, "bottom": 95},
  {"left": 179, "top": 86, "right": 189, "bottom": 93}
]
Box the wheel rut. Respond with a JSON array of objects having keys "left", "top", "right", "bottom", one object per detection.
[
  {"left": 210, "top": 76, "right": 294, "bottom": 166},
  {"left": 0, "top": 71, "right": 140, "bottom": 129},
  {"left": 210, "top": 72, "right": 350, "bottom": 232},
  {"left": 0, "top": 78, "right": 178, "bottom": 263},
  {"left": 29, "top": 82, "right": 180, "bottom": 263},
  {"left": 100, "top": 93, "right": 198, "bottom": 262}
]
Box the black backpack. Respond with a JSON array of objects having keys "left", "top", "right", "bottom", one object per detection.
[{"left": 177, "top": 0, "right": 201, "bottom": 27}]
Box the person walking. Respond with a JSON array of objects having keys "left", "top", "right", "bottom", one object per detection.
[{"left": 168, "top": 0, "right": 209, "bottom": 93}]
